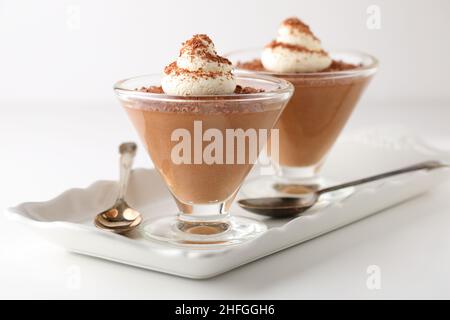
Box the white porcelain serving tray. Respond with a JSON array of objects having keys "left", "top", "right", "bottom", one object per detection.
[{"left": 5, "top": 128, "right": 450, "bottom": 279}]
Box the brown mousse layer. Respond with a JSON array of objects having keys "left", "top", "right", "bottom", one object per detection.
[
  {"left": 122, "top": 97, "right": 283, "bottom": 209},
  {"left": 237, "top": 59, "right": 360, "bottom": 73}
]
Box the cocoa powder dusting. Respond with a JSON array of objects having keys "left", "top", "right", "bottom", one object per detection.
[
  {"left": 136, "top": 85, "right": 265, "bottom": 95},
  {"left": 137, "top": 86, "right": 164, "bottom": 93},
  {"left": 237, "top": 59, "right": 360, "bottom": 73},
  {"left": 282, "top": 17, "right": 319, "bottom": 40},
  {"left": 234, "top": 85, "right": 265, "bottom": 94},
  {"left": 164, "top": 61, "right": 232, "bottom": 80},
  {"left": 179, "top": 34, "right": 212, "bottom": 55},
  {"left": 179, "top": 34, "right": 231, "bottom": 65},
  {"left": 323, "top": 60, "right": 361, "bottom": 72},
  {"left": 265, "top": 41, "right": 327, "bottom": 55}
]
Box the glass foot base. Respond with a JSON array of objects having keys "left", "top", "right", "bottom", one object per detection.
[
  {"left": 140, "top": 215, "right": 267, "bottom": 248},
  {"left": 240, "top": 175, "right": 354, "bottom": 209}
]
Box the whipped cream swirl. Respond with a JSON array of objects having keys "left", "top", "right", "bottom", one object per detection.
[
  {"left": 162, "top": 34, "right": 236, "bottom": 96},
  {"left": 261, "top": 18, "right": 332, "bottom": 73}
]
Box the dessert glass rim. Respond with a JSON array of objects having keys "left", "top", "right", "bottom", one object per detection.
[
  {"left": 113, "top": 71, "right": 294, "bottom": 103},
  {"left": 226, "top": 48, "right": 379, "bottom": 79}
]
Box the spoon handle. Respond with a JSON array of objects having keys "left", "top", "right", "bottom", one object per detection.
[
  {"left": 318, "top": 160, "right": 448, "bottom": 196},
  {"left": 117, "top": 142, "right": 137, "bottom": 201}
]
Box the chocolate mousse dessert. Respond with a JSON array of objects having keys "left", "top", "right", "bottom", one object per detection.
[
  {"left": 125, "top": 35, "right": 285, "bottom": 205},
  {"left": 114, "top": 34, "right": 293, "bottom": 245},
  {"left": 233, "top": 17, "right": 377, "bottom": 181}
]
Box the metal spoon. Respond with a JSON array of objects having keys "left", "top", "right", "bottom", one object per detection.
[
  {"left": 94, "top": 142, "right": 142, "bottom": 233},
  {"left": 238, "top": 160, "right": 448, "bottom": 218}
]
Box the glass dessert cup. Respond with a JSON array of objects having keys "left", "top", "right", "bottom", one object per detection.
[
  {"left": 114, "top": 72, "right": 293, "bottom": 247},
  {"left": 227, "top": 49, "right": 378, "bottom": 204}
]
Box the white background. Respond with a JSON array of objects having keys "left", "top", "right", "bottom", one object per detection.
[
  {"left": 1, "top": 0, "right": 450, "bottom": 300},
  {"left": 1, "top": 0, "right": 450, "bottom": 104}
]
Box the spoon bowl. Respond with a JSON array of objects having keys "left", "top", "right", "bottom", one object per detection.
[
  {"left": 95, "top": 213, "right": 142, "bottom": 233},
  {"left": 238, "top": 195, "right": 317, "bottom": 217},
  {"left": 238, "top": 160, "right": 448, "bottom": 218},
  {"left": 94, "top": 142, "right": 143, "bottom": 234}
]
